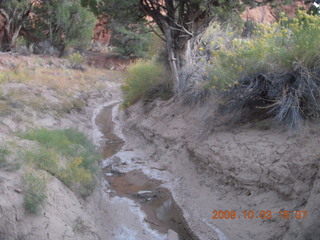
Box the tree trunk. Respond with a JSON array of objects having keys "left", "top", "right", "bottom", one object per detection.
[
  {"left": 0, "top": 5, "right": 32, "bottom": 52},
  {"left": 175, "top": 39, "right": 194, "bottom": 93},
  {"left": 0, "top": 10, "right": 10, "bottom": 51},
  {"left": 10, "top": 25, "right": 22, "bottom": 49},
  {"left": 163, "top": 21, "right": 179, "bottom": 91},
  {"left": 163, "top": 21, "right": 196, "bottom": 94}
]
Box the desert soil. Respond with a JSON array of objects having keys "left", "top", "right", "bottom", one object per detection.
[{"left": 0, "top": 53, "right": 319, "bottom": 240}]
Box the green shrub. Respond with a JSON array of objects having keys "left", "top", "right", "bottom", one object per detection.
[
  {"left": 0, "top": 72, "right": 4, "bottom": 84},
  {"left": 23, "top": 172, "right": 47, "bottom": 214},
  {"left": 67, "top": 52, "right": 85, "bottom": 70},
  {"left": 25, "top": 147, "right": 60, "bottom": 176},
  {"left": 21, "top": 128, "right": 100, "bottom": 197},
  {"left": 31, "top": 0, "right": 96, "bottom": 55},
  {"left": 73, "top": 216, "right": 89, "bottom": 234},
  {"left": 122, "top": 59, "right": 173, "bottom": 107},
  {"left": 59, "top": 156, "right": 95, "bottom": 197},
  {"left": 110, "top": 22, "right": 152, "bottom": 58},
  {"left": 0, "top": 146, "right": 10, "bottom": 167},
  {"left": 203, "top": 11, "right": 320, "bottom": 128}
]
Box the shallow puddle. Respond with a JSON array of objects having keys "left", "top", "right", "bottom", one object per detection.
[
  {"left": 95, "top": 104, "right": 198, "bottom": 240},
  {"left": 94, "top": 104, "right": 124, "bottom": 158}
]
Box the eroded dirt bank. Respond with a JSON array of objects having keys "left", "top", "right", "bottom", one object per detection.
[
  {"left": 0, "top": 54, "right": 128, "bottom": 240},
  {"left": 0, "top": 54, "right": 196, "bottom": 240},
  {"left": 1, "top": 53, "right": 319, "bottom": 240},
  {"left": 119, "top": 100, "right": 320, "bottom": 240}
]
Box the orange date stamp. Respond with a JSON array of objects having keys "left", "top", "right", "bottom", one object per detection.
[{"left": 212, "top": 210, "right": 308, "bottom": 220}]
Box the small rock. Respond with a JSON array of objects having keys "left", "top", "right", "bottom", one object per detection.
[
  {"left": 111, "top": 156, "right": 121, "bottom": 164},
  {"left": 110, "top": 169, "right": 123, "bottom": 176},
  {"left": 136, "top": 190, "right": 156, "bottom": 199},
  {"left": 14, "top": 188, "right": 22, "bottom": 194},
  {"left": 166, "top": 230, "right": 179, "bottom": 240},
  {"left": 105, "top": 173, "right": 113, "bottom": 177}
]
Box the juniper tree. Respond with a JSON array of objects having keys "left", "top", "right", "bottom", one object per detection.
[
  {"left": 0, "top": 0, "right": 96, "bottom": 55},
  {"left": 93, "top": 0, "right": 282, "bottom": 92}
]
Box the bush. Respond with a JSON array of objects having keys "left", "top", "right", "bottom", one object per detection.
[
  {"left": 0, "top": 146, "right": 10, "bottom": 167},
  {"left": 67, "top": 52, "right": 85, "bottom": 70},
  {"left": 110, "top": 22, "right": 152, "bottom": 58},
  {"left": 21, "top": 128, "right": 100, "bottom": 197},
  {"left": 23, "top": 172, "right": 47, "bottom": 214},
  {"left": 203, "top": 11, "right": 320, "bottom": 128},
  {"left": 122, "top": 59, "right": 173, "bottom": 107},
  {"left": 25, "top": 147, "right": 60, "bottom": 175},
  {"left": 31, "top": 0, "right": 96, "bottom": 56}
]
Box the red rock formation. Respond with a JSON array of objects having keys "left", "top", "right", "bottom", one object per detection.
[
  {"left": 242, "top": 0, "right": 312, "bottom": 23},
  {"left": 93, "top": 17, "right": 111, "bottom": 45}
]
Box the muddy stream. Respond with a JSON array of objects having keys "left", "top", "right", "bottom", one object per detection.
[{"left": 95, "top": 104, "right": 198, "bottom": 240}]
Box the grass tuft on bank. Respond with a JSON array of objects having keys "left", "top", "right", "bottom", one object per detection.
[
  {"left": 23, "top": 171, "right": 47, "bottom": 214},
  {"left": 21, "top": 128, "right": 100, "bottom": 197},
  {"left": 121, "top": 59, "right": 173, "bottom": 108}
]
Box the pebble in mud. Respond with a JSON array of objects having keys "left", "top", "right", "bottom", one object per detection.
[
  {"left": 135, "top": 190, "right": 157, "bottom": 201},
  {"left": 167, "top": 229, "right": 179, "bottom": 240}
]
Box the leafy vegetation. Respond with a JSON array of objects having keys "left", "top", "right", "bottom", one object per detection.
[
  {"left": 32, "top": 0, "right": 96, "bottom": 55},
  {"left": 67, "top": 52, "right": 85, "bottom": 70},
  {"left": 0, "top": 146, "right": 10, "bottom": 167},
  {"left": 23, "top": 172, "right": 47, "bottom": 214},
  {"left": 121, "top": 59, "right": 173, "bottom": 107},
  {"left": 201, "top": 11, "right": 320, "bottom": 128},
  {"left": 72, "top": 216, "right": 90, "bottom": 234},
  {"left": 0, "top": 0, "right": 96, "bottom": 55},
  {"left": 85, "top": 0, "right": 262, "bottom": 90},
  {"left": 110, "top": 22, "right": 152, "bottom": 58},
  {"left": 22, "top": 128, "right": 100, "bottom": 197},
  {"left": 0, "top": 0, "right": 34, "bottom": 51}
]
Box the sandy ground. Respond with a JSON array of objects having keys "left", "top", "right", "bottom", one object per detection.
[
  {"left": 1, "top": 53, "right": 319, "bottom": 240},
  {"left": 119, "top": 99, "right": 320, "bottom": 240},
  {"left": 0, "top": 53, "right": 128, "bottom": 240},
  {"left": 0, "top": 53, "right": 183, "bottom": 240}
]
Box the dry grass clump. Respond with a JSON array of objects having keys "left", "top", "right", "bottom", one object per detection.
[
  {"left": 197, "top": 11, "right": 320, "bottom": 128},
  {"left": 121, "top": 59, "right": 173, "bottom": 107}
]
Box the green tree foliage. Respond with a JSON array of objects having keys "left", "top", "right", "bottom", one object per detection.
[
  {"left": 31, "top": 0, "right": 96, "bottom": 55},
  {"left": 110, "top": 22, "right": 152, "bottom": 58},
  {"left": 94, "top": 0, "right": 279, "bottom": 92},
  {"left": 83, "top": 0, "right": 152, "bottom": 58},
  {"left": 0, "top": 0, "right": 96, "bottom": 55},
  {"left": 0, "top": 0, "right": 35, "bottom": 51}
]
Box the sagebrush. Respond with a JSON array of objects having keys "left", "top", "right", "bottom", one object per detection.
[{"left": 200, "top": 11, "right": 320, "bottom": 128}]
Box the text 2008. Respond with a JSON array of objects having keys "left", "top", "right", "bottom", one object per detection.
[{"left": 212, "top": 210, "right": 308, "bottom": 220}]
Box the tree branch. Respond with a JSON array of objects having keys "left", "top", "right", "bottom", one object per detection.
[{"left": 147, "top": 22, "right": 166, "bottom": 41}]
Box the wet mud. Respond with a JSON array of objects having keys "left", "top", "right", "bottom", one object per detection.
[{"left": 96, "top": 104, "right": 198, "bottom": 240}]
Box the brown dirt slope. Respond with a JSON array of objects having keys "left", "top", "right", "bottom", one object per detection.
[{"left": 121, "top": 99, "right": 320, "bottom": 240}]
